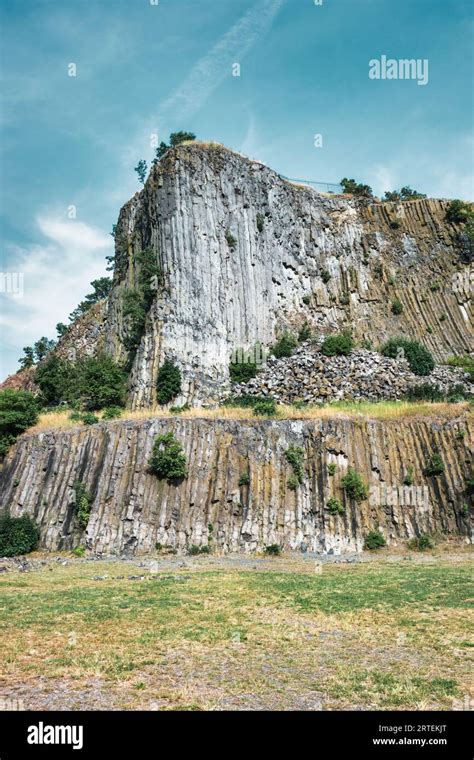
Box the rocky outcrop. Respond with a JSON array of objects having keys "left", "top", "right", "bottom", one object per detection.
[
  {"left": 232, "top": 341, "right": 474, "bottom": 404},
  {"left": 51, "top": 143, "right": 472, "bottom": 408},
  {"left": 1, "top": 415, "right": 471, "bottom": 554}
]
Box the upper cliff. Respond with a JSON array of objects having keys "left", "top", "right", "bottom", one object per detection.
[{"left": 48, "top": 142, "right": 473, "bottom": 407}]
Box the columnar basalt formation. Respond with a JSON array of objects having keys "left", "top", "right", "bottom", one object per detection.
[
  {"left": 1, "top": 415, "right": 471, "bottom": 555},
  {"left": 53, "top": 143, "right": 472, "bottom": 408}
]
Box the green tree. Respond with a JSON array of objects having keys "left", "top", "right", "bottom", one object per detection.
[
  {"left": 152, "top": 132, "right": 196, "bottom": 163},
  {"left": 18, "top": 346, "right": 35, "bottom": 370},
  {"left": 170, "top": 131, "right": 196, "bottom": 147},
  {"left": 0, "top": 389, "right": 39, "bottom": 455},
  {"left": 69, "top": 277, "right": 113, "bottom": 322},
  {"left": 149, "top": 432, "right": 188, "bottom": 480},
  {"left": 75, "top": 355, "right": 126, "bottom": 410},
  {"left": 56, "top": 322, "right": 68, "bottom": 338},
  {"left": 340, "top": 178, "right": 373, "bottom": 197},
  {"left": 0, "top": 513, "right": 39, "bottom": 556},
  {"left": 134, "top": 159, "right": 148, "bottom": 184},
  {"left": 33, "top": 337, "right": 56, "bottom": 362},
  {"left": 156, "top": 360, "right": 182, "bottom": 405},
  {"left": 384, "top": 187, "right": 426, "bottom": 201}
]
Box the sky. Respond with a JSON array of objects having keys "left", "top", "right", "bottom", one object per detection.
[{"left": 1, "top": 0, "right": 473, "bottom": 379}]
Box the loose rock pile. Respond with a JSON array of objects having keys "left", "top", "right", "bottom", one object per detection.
[{"left": 231, "top": 341, "right": 473, "bottom": 404}]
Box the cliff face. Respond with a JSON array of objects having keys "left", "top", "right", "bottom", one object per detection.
[
  {"left": 1, "top": 414, "right": 471, "bottom": 555},
  {"left": 55, "top": 143, "right": 472, "bottom": 408}
]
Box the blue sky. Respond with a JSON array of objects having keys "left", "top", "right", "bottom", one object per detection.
[{"left": 1, "top": 0, "right": 473, "bottom": 379}]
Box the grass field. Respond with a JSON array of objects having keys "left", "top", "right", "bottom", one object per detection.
[
  {"left": 0, "top": 553, "right": 472, "bottom": 711},
  {"left": 27, "top": 400, "right": 471, "bottom": 434}
]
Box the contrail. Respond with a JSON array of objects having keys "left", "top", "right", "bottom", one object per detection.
[{"left": 157, "top": 0, "right": 285, "bottom": 123}]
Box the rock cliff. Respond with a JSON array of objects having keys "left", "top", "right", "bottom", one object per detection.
[
  {"left": 56, "top": 143, "right": 472, "bottom": 408},
  {"left": 1, "top": 414, "right": 471, "bottom": 555}
]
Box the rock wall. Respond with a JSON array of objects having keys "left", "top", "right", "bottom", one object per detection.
[
  {"left": 1, "top": 415, "right": 471, "bottom": 555},
  {"left": 55, "top": 143, "right": 473, "bottom": 408}
]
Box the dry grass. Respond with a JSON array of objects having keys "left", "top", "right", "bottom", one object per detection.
[
  {"left": 0, "top": 555, "right": 471, "bottom": 711},
  {"left": 27, "top": 400, "right": 471, "bottom": 434}
]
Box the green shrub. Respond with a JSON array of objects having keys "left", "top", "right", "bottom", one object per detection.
[
  {"left": 149, "top": 432, "right": 187, "bottom": 480},
  {"left": 445, "top": 199, "right": 473, "bottom": 224},
  {"left": 381, "top": 337, "right": 435, "bottom": 376},
  {"left": 169, "top": 404, "right": 190, "bottom": 414},
  {"left": 429, "top": 281, "right": 441, "bottom": 292},
  {"left": 256, "top": 213, "right": 264, "bottom": 233},
  {"left": 302, "top": 294, "right": 311, "bottom": 305},
  {"left": 364, "top": 530, "right": 386, "bottom": 551},
  {"left": 122, "top": 290, "right": 147, "bottom": 353},
  {"left": 156, "top": 360, "right": 181, "bottom": 405},
  {"left": 321, "top": 332, "right": 354, "bottom": 357},
  {"left": 272, "top": 332, "right": 298, "bottom": 358},
  {"left": 328, "top": 462, "right": 337, "bottom": 476},
  {"left": 298, "top": 322, "right": 311, "bottom": 342},
  {"left": 221, "top": 395, "right": 268, "bottom": 409},
  {"left": 69, "top": 411, "right": 84, "bottom": 422},
  {"left": 72, "top": 546, "right": 86, "bottom": 557},
  {"left": 82, "top": 412, "right": 99, "bottom": 425},
  {"left": 407, "top": 534, "right": 434, "bottom": 551},
  {"left": 264, "top": 544, "right": 281, "bottom": 556},
  {"left": 102, "top": 406, "right": 123, "bottom": 420},
  {"left": 391, "top": 298, "right": 403, "bottom": 315},
  {"left": 0, "top": 513, "right": 39, "bottom": 556},
  {"left": 285, "top": 445, "right": 304, "bottom": 484},
  {"left": 253, "top": 399, "right": 277, "bottom": 417},
  {"left": 445, "top": 355, "right": 474, "bottom": 382},
  {"left": 341, "top": 468, "right": 368, "bottom": 502},
  {"left": 287, "top": 474, "right": 300, "bottom": 491},
  {"left": 229, "top": 360, "right": 259, "bottom": 384},
  {"left": 389, "top": 219, "right": 401, "bottom": 229},
  {"left": 225, "top": 229, "right": 237, "bottom": 249},
  {"left": 339, "top": 292, "right": 350, "bottom": 305},
  {"left": 187, "top": 544, "right": 210, "bottom": 556},
  {"left": 0, "top": 389, "right": 39, "bottom": 455},
  {"left": 424, "top": 452, "right": 445, "bottom": 477},
  {"left": 403, "top": 466, "right": 414, "bottom": 486},
  {"left": 321, "top": 269, "right": 331, "bottom": 283},
  {"left": 238, "top": 472, "right": 250, "bottom": 486},
  {"left": 73, "top": 481, "right": 92, "bottom": 529},
  {"left": 327, "top": 496, "right": 345, "bottom": 515},
  {"left": 406, "top": 383, "right": 444, "bottom": 402}
]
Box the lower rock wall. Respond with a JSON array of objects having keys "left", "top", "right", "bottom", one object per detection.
[{"left": 0, "top": 416, "right": 472, "bottom": 555}]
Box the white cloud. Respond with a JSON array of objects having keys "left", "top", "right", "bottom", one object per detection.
[
  {"left": 1, "top": 214, "right": 112, "bottom": 378},
  {"left": 367, "top": 164, "right": 398, "bottom": 199}
]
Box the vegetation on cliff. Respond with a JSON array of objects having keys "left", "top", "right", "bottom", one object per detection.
[{"left": 0, "top": 389, "right": 39, "bottom": 455}]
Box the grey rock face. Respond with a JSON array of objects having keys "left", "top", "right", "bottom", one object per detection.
[
  {"left": 1, "top": 415, "right": 471, "bottom": 555},
  {"left": 55, "top": 143, "right": 472, "bottom": 408}
]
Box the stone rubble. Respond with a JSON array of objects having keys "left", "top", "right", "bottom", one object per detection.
[{"left": 232, "top": 340, "right": 473, "bottom": 404}]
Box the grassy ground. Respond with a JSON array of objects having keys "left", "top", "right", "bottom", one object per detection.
[
  {"left": 27, "top": 400, "right": 471, "bottom": 433},
  {"left": 0, "top": 552, "right": 472, "bottom": 710}
]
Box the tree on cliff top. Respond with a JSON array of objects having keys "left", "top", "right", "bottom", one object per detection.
[
  {"left": 340, "top": 178, "right": 373, "bottom": 197},
  {"left": 152, "top": 131, "right": 196, "bottom": 163}
]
